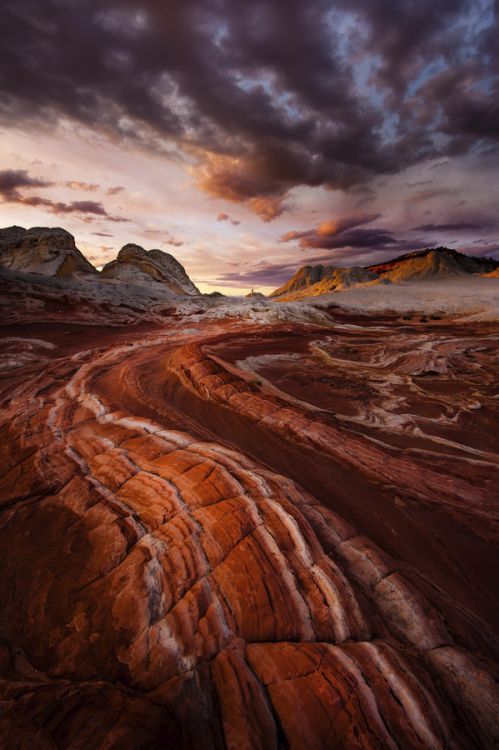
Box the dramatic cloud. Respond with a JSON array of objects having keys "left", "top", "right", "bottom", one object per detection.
[
  {"left": 281, "top": 213, "right": 381, "bottom": 244},
  {"left": 1, "top": 0, "right": 496, "bottom": 219},
  {"left": 279, "top": 213, "right": 396, "bottom": 250},
  {"left": 0, "top": 169, "right": 130, "bottom": 222},
  {"left": 272, "top": 211, "right": 439, "bottom": 274}
]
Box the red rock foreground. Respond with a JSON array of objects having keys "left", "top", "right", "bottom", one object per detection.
[{"left": 1, "top": 313, "right": 499, "bottom": 749}]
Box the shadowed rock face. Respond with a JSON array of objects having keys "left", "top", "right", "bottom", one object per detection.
[
  {"left": 101, "top": 243, "right": 201, "bottom": 296},
  {"left": 1, "top": 308, "right": 499, "bottom": 748},
  {"left": 0, "top": 226, "right": 98, "bottom": 278}
]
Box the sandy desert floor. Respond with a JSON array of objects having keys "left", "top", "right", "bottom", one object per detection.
[{"left": 311, "top": 276, "right": 499, "bottom": 322}]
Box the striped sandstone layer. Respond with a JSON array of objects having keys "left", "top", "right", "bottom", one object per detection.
[{"left": 0, "top": 315, "right": 498, "bottom": 749}]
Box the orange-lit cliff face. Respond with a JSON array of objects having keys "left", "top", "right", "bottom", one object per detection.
[{"left": 1, "top": 305, "right": 499, "bottom": 749}]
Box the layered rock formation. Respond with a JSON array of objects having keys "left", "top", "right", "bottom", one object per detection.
[
  {"left": 375, "top": 249, "right": 467, "bottom": 283},
  {"left": 270, "top": 264, "right": 379, "bottom": 300},
  {"left": 1, "top": 303, "right": 499, "bottom": 748},
  {"left": 0, "top": 226, "right": 98, "bottom": 277},
  {"left": 271, "top": 248, "right": 499, "bottom": 302},
  {"left": 101, "top": 243, "right": 200, "bottom": 296}
]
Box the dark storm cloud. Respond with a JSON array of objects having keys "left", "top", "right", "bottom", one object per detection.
[
  {"left": 277, "top": 211, "right": 439, "bottom": 262},
  {"left": 411, "top": 222, "right": 488, "bottom": 232},
  {"left": 0, "top": 0, "right": 496, "bottom": 218},
  {"left": 0, "top": 168, "right": 130, "bottom": 222},
  {"left": 281, "top": 213, "right": 381, "bottom": 245},
  {"left": 0, "top": 169, "right": 55, "bottom": 198},
  {"left": 296, "top": 228, "right": 398, "bottom": 251},
  {"left": 280, "top": 213, "right": 401, "bottom": 251}
]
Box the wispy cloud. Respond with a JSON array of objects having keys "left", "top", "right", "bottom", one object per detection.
[
  {"left": 411, "top": 222, "right": 489, "bottom": 232},
  {"left": 405, "top": 188, "right": 451, "bottom": 202},
  {"left": 0, "top": 169, "right": 130, "bottom": 222},
  {"left": 65, "top": 180, "right": 99, "bottom": 192}
]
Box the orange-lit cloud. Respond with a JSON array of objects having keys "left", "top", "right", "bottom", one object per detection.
[
  {"left": 192, "top": 155, "right": 290, "bottom": 222},
  {"left": 281, "top": 213, "right": 382, "bottom": 246}
]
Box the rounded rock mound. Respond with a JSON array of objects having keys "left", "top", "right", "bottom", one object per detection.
[{"left": 100, "top": 243, "right": 200, "bottom": 295}]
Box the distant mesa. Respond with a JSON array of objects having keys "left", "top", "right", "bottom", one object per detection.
[
  {"left": 0, "top": 226, "right": 97, "bottom": 278},
  {"left": 100, "top": 243, "right": 200, "bottom": 296},
  {"left": 271, "top": 247, "right": 499, "bottom": 300},
  {"left": 204, "top": 291, "right": 225, "bottom": 298}
]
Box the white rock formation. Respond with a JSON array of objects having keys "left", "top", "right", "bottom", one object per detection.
[
  {"left": 100, "top": 244, "right": 200, "bottom": 296},
  {"left": 0, "top": 226, "right": 98, "bottom": 277}
]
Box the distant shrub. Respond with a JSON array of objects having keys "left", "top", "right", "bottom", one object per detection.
[
  {"left": 420, "top": 316, "right": 427, "bottom": 322},
  {"left": 402, "top": 314, "right": 412, "bottom": 320},
  {"left": 249, "top": 377, "right": 262, "bottom": 387},
  {"left": 429, "top": 314, "right": 441, "bottom": 320}
]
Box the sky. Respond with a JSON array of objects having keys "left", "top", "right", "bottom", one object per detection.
[{"left": 1, "top": 0, "right": 498, "bottom": 294}]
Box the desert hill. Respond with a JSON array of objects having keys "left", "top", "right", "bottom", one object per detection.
[
  {"left": 380, "top": 249, "right": 467, "bottom": 282},
  {"left": 367, "top": 246, "right": 499, "bottom": 275}
]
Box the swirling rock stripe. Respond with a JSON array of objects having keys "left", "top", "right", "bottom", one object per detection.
[{"left": 0, "top": 327, "right": 498, "bottom": 749}]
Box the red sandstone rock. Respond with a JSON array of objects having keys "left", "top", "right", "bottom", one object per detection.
[{"left": 0, "top": 313, "right": 498, "bottom": 748}]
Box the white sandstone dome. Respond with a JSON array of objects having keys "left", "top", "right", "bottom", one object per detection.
[
  {"left": 0, "top": 226, "right": 97, "bottom": 277},
  {"left": 100, "top": 243, "right": 200, "bottom": 296}
]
